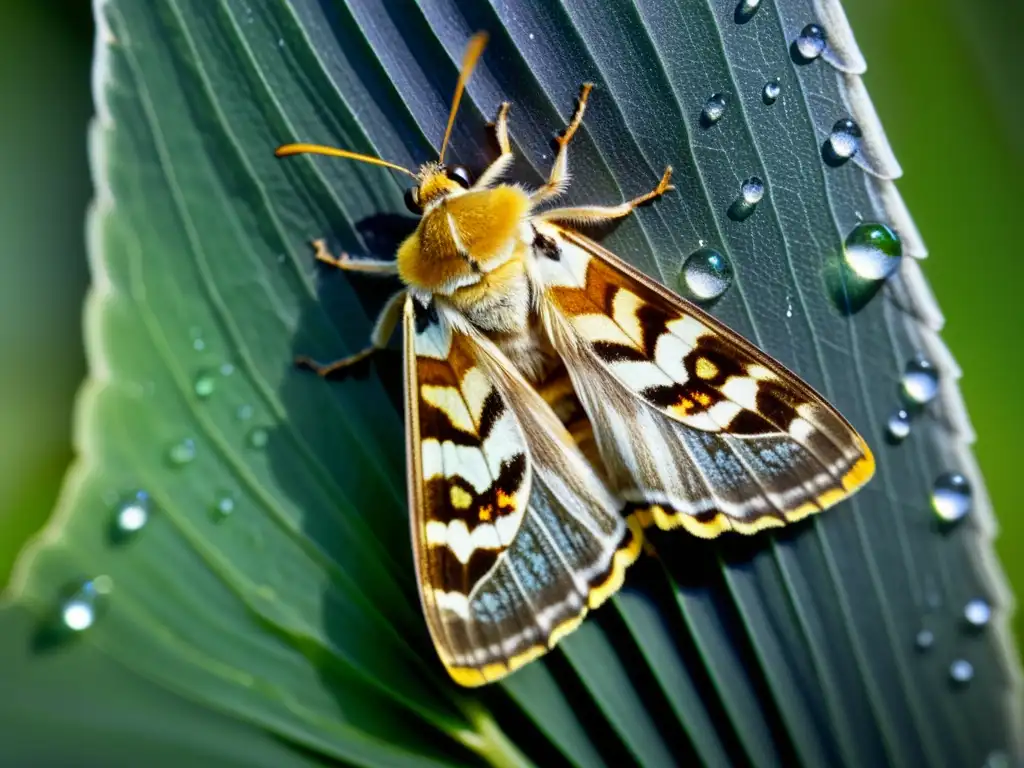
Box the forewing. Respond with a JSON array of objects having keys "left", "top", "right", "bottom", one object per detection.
[
  {"left": 533, "top": 224, "right": 875, "bottom": 537},
  {"left": 404, "top": 295, "right": 641, "bottom": 686}
]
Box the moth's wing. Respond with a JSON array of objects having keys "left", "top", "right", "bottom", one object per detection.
[
  {"left": 533, "top": 224, "right": 875, "bottom": 537},
  {"left": 404, "top": 295, "right": 641, "bottom": 687}
]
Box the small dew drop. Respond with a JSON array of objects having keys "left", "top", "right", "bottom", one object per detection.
[
  {"left": 192, "top": 338, "right": 206, "bottom": 352},
  {"left": 886, "top": 408, "right": 911, "bottom": 444},
  {"left": 794, "top": 23, "right": 827, "bottom": 62},
  {"left": 60, "top": 576, "right": 113, "bottom": 632},
  {"left": 167, "top": 438, "right": 197, "bottom": 466},
  {"left": 528, "top": 32, "right": 535, "bottom": 41},
  {"left": 727, "top": 177, "right": 764, "bottom": 221},
  {"left": 193, "top": 372, "right": 216, "bottom": 399},
  {"left": 964, "top": 599, "right": 991, "bottom": 628},
  {"left": 741, "top": 177, "right": 764, "bottom": 204},
  {"left": 762, "top": 79, "right": 781, "bottom": 105},
  {"left": 247, "top": 427, "right": 269, "bottom": 449},
  {"left": 932, "top": 472, "right": 972, "bottom": 523},
  {"left": 236, "top": 404, "right": 254, "bottom": 421},
  {"left": 734, "top": 0, "right": 762, "bottom": 23},
  {"left": 901, "top": 354, "right": 939, "bottom": 406},
  {"left": 949, "top": 659, "right": 974, "bottom": 685},
  {"left": 679, "top": 248, "right": 734, "bottom": 302},
  {"left": 701, "top": 93, "right": 728, "bottom": 126},
  {"left": 220, "top": 362, "right": 235, "bottom": 376},
  {"left": 114, "top": 491, "right": 151, "bottom": 536},
  {"left": 915, "top": 629, "right": 934, "bottom": 651},
  {"left": 843, "top": 222, "right": 903, "bottom": 281},
  {"left": 828, "top": 118, "right": 862, "bottom": 159},
  {"left": 212, "top": 494, "right": 235, "bottom": 522}
]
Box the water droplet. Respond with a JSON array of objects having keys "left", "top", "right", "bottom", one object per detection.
[
  {"left": 915, "top": 629, "right": 934, "bottom": 651},
  {"left": 212, "top": 494, "right": 235, "bottom": 521},
  {"left": 900, "top": 354, "right": 939, "bottom": 407},
  {"left": 964, "top": 599, "right": 991, "bottom": 628},
  {"left": 113, "top": 491, "right": 151, "bottom": 538},
  {"left": 236, "top": 404, "right": 254, "bottom": 421},
  {"left": 728, "top": 177, "right": 764, "bottom": 221},
  {"left": 886, "top": 408, "right": 911, "bottom": 444},
  {"left": 679, "top": 248, "right": 734, "bottom": 302},
  {"left": 741, "top": 177, "right": 764, "bottom": 204},
  {"left": 60, "top": 576, "right": 113, "bottom": 632},
  {"left": 984, "top": 750, "right": 1010, "bottom": 768},
  {"left": 247, "top": 427, "right": 269, "bottom": 449},
  {"left": 192, "top": 338, "right": 206, "bottom": 351},
  {"left": 194, "top": 372, "right": 216, "bottom": 399},
  {"left": 734, "top": 0, "right": 761, "bottom": 23},
  {"left": 843, "top": 222, "right": 903, "bottom": 281},
  {"left": 167, "top": 438, "right": 196, "bottom": 466},
  {"left": 949, "top": 658, "right": 973, "bottom": 685},
  {"left": 828, "top": 118, "right": 862, "bottom": 159},
  {"left": 762, "top": 79, "right": 781, "bottom": 105},
  {"left": 220, "top": 362, "right": 235, "bottom": 376},
  {"left": 794, "top": 23, "right": 827, "bottom": 62},
  {"left": 701, "top": 93, "right": 727, "bottom": 126},
  {"left": 932, "top": 472, "right": 972, "bottom": 523}
]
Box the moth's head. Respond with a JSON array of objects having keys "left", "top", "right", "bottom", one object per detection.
[
  {"left": 405, "top": 162, "right": 473, "bottom": 214},
  {"left": 274, "top": 32, "right": 487, "bottom": 218}
]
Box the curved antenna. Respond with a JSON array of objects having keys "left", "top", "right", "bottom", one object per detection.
[
  {"left": 275, "top": 143, "right": 417, "bottom": 179},
  {"left": 438, "top": 32, "right": 489, "bottom": 164}
]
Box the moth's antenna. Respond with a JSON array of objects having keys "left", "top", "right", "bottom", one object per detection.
[
  {"left": 437, "top": 32, "right": 488, "bottom": 164},
  {"left": 274, "top": 143, "right": 418, "bottom": 179}
]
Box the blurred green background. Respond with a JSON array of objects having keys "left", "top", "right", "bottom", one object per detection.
[{"left": 1, "top": 0, "right": 1020, "bottom": 663}]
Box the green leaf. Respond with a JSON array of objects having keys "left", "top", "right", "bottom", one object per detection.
[{"left": 5, "top": 0, "right": 1021, "bottom": 765}]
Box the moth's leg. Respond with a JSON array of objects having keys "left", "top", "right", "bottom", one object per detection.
[
  {"left": 530, "top": 83, "right": 593, "bottom": 205},
  {"left": 311, "top": 238, "right": 399, "bottom": 276},
  {"left": 533, "top": 167, "right": 673, "bottom": 225},
  {"left": 296, "top": 289, "right": 406, "bottom": 376},
  {"left": 473, "top": 101, "right": 514, "bottom": 189}
]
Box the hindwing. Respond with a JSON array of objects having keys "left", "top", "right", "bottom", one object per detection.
[
  {"left": 533, "top": 224, "right": 875, "bottom": 537},
  {"left": 404, "top": 295, "right": 641, "bottom": 686}
]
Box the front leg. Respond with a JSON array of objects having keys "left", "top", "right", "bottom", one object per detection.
[
  {"left": 530, "top": 83, "right": 594, "bottom": 205},
  {"left": 473, "top": 101, "right": 514, "bottom": 189},
  {"left": 296, "top": 289, "right": 407, "bottom": 377},
  {"left": 533, "top": 166, "right": 674, "bottom": 226},
  {"left": 311, "top": 238, "right": 399, "bottom": 276}
]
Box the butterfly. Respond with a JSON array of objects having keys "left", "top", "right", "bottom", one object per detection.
[{"left": 276, "top": 32, "right": 874, "bottom": 686}]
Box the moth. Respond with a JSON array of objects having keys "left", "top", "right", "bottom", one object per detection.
[{"left": 277, "top": 33, "right": 874, "bottom": 687}]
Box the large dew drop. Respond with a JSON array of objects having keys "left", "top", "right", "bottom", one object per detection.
[
  {"left": 679, "top": 248, "right": 734, "bottom": 302},
  {"left": 843, "top": 222, "right": 903, "bottom": 281},
  {"left": 932, "top": 472, "right": 972, "bottom": 523}
]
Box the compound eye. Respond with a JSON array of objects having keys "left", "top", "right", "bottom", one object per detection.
[
  {"left": 447, "top": 165, "right": 472, "bottom": 188},
  {"left": 404, "top": 187, "right": 422, "bottom": 215}
]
